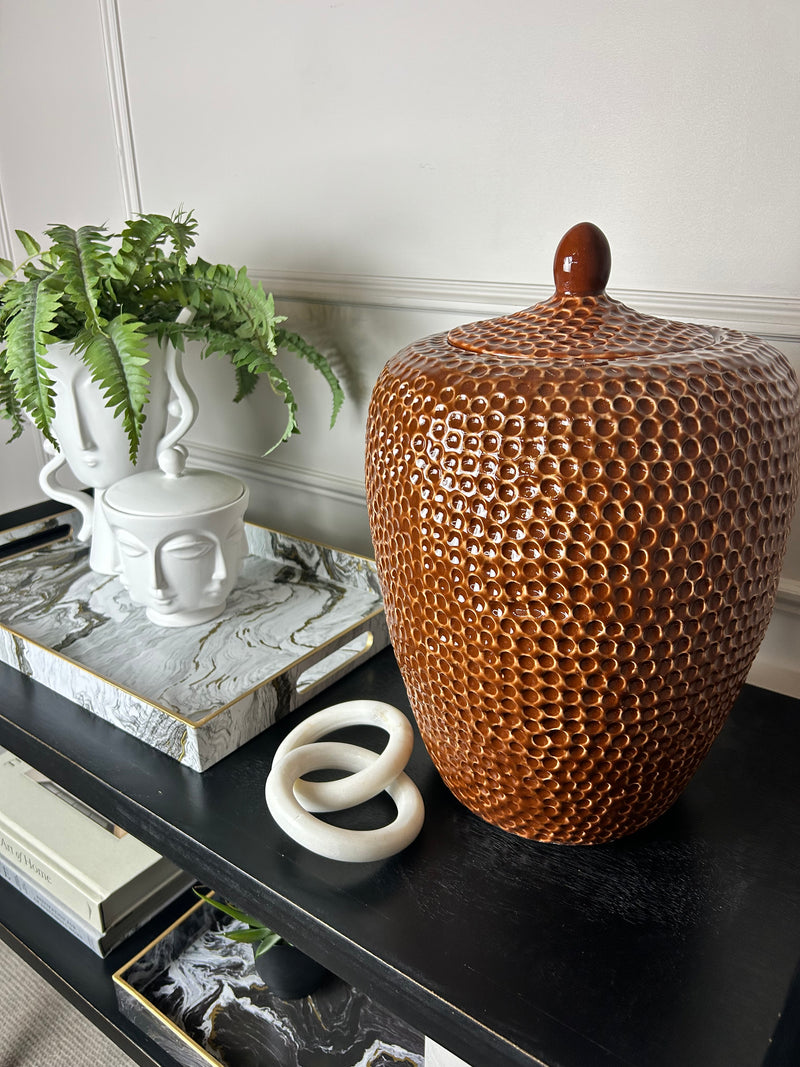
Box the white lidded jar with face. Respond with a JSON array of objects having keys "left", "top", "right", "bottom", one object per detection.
[{"left": 103, "top": 446, "right": 249, "bottom": 628}]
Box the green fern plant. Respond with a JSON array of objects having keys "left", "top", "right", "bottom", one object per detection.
[{"left": 0, "top": 209, "right": 344, "bottom": 458}]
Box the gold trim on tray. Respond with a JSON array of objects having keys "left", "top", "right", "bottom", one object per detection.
[
  {"left": 0, "top": 610, "right": 385, "bottom": 728},
  {"left": 298, "top": 630, "right": 375, "bottom": 695},
  {"left": 113, "top": 895, "right": 220, "bottom": 1067},
  {"left": 113, "top": 887, "right": 453, "bottom": 1066}
]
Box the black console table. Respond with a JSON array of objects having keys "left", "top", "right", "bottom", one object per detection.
[{"left": 0, "top": 622, "right": 799, "bottom": 1065}]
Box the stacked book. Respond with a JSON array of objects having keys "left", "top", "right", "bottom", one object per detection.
[{"left": 0, "top": 747, "right": 193, "bottom": 956}]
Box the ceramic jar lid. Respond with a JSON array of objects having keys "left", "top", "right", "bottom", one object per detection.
[
  {"left": 104, "top": 446, "right": 246, "bottom": 518},
  {"left": 447, "top": 221, "right": 719, "bottom": 359}
]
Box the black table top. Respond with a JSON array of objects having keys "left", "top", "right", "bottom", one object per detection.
[{"left": 0, "top": 640, "right": 798, "bottom": 1067}]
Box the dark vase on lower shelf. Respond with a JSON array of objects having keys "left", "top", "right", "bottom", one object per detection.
[{"left": 253, "top": 942, "right": 329, "bottom": 999}]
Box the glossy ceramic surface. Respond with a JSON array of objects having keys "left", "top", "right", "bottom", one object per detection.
[
  {"left": 365, "top": 222, "right": 800, "bottom": 843},
  {"left": 38, "top": 340, "right": 170, "bottom": 573},
  {"left": 103, "top": 449, "right": 249, "bottom": 628},
  {"left": 45, "top": 340, "right": 170, "bottom": 490}
]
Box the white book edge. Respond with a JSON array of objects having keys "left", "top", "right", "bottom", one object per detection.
[
  {"left": 0, "top": 749, "right": 165, "bottom": 893},
  {"left": 0, "top": 749, "right": 180, "bottom": 928},
  {"left": 0, "top": 854, "right": 195, "bottom": 957},
  {"left": 0, "top": 816, "right": 181, "bottom": 931},
  {"left": 0, "top": 821, "right": 103, "bottom": 926}
]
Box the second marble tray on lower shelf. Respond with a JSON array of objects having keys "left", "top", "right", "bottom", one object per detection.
[
  {"left": 0, "top": 514, "right": 388, "bottom": 771},
  {"left": 114, "top": 898, "right": 425, "bottom": 1067}
]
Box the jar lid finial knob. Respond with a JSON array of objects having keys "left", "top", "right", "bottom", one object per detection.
[
  {"left": 158, "top": 445, "right": 188, "bottom": 478},
  {"left": 553, "top": 222, "right": 612, "bottom": 297}
]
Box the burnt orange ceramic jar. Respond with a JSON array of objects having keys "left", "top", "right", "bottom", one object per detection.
[{"left": 365, "top": 223, "right": 800, "bottom": 844}]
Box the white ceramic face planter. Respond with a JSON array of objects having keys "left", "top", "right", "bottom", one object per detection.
[
  {"left": 47, "top": 345, "right": 166, "bottom": 487},
  {"left": 103, "top": 448, "right": 249, "bottom": 628},
  {"left": 38, "top": 342, "right": 170, "bottom": 573}
]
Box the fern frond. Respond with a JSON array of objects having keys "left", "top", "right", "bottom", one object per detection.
[
  {"left": 3, "top": 279, "right": 62, "bottom": 441},
  {"left": 188, "top": 325, "right": 298, "bottom": 451},
  {"left": 115, "top": 209, "right": 198, "bottom": 283},
  {"left": 259, "top": 360, "right": 299, "bottom": 452},
  {"left": 0, "top": 351, "right": 25, "bottom": 441},
  {"left": 187, "top": 261, "right": 282, "bottom": 350},
  {"left": 46, "top": 224, "right": 112, "bottom": 330},
  {"left": 15, "top": 230, "right": 41, "bottom": 257},
  {"left": 76, "top": 313, "right": 151, "bottom": 461},
  {"left": 275, "top": 329, "right": 344, "bottom": 428},
  {"left": 233, "top": 363, "right": 259, "bottom": 402},
  {"left": 156, "top": 207, "right": 197, "bottom": 267},
  {"left": 0, "top": 233, "right": 58, "bottom": 294},
  {"left": 0, "top": 209, "right": 344, "bottom": 456},
  {"left": 192, "top": 326, "right": 250, "bottom": 363},
  {"left": 0, "top": 278, "right": 29, "bottom": 319}
]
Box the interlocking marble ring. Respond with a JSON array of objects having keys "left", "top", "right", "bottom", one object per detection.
[
  {"left": 264, "top": 701, "right": 424, "bottom": 862},
  {"left": 265, "top": 742, "right": 424, "bottom": 863},
  {"left": 271, "top": 700, "right": 414, "bottom": 812}
]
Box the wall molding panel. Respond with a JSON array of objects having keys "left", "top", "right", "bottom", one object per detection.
[
  {"left": 184, "top": 439, "right": 371, "bottom": 556},
  {"left": 0, "top": 175, "right": 12, "bottom": 262},
  {"left": 253, "top": 268, "right": 800, "bottom": 343},
  {"left": 775, "top": 579, "right": 800, "bottom": 619},
  {"left": 186, "top": 440, "right": 366, "bottom": 513},
  {"left": 98, "top": 0, "right": 142, "bottom": 217}
]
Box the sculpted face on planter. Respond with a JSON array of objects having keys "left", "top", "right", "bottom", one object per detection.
[
  {"left": 47, "top": 342, "right": 168, "bottom": 488},
  {"left": 113, "top": 521, "right": 242, "bottom": 622},
  {"left": 104, "top": 448, "right": 249, "bottom": 628},
  {"left": 365, "top": 222, "right": 800, "bottom": 844}
]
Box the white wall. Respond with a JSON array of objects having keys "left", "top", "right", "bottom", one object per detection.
[{"left": 0, "top": 0, "right": 798, "bottom": 685}]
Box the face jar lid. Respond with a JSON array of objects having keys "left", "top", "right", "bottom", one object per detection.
[
  {"left": 104, "top": 446, "right": 247, "bottom": 518},
  {"left": 447, "top": 222, "right": 718, "bottom": 360}
]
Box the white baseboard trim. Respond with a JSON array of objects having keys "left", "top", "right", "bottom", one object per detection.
[
  {"left": 252, "top": 268, "right": 800, "bottom": 342},
  {"left": 748, "top": 581, "right": 800, "bottom": 698}
]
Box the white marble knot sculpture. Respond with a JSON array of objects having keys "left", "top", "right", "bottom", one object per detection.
[{"left": 264, "top": 700, "right": 425, "bottom": 862}]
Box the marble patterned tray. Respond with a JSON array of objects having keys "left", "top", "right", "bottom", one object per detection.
[
  {"left": 0, "top": 510, "right": 388, "bottom": 771},
  {"left": 114, "top": 898, "right": 425, "bottom": 1067}
]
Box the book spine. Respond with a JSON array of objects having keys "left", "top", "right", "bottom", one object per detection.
[
  {"left": 0, "top": 824, "right": 102, "bottom": 928},
  {"left": 0, "top": 854, "right": 103, "bottom": 955}
]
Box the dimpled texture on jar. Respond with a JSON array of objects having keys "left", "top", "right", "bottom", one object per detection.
[{"left": 365, "top": 286, "right": 800, "bottom": 844}]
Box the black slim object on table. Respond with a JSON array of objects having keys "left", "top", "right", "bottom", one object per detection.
[{"left": 0, "top": 609, "right": 799, "bottom": 1065}]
